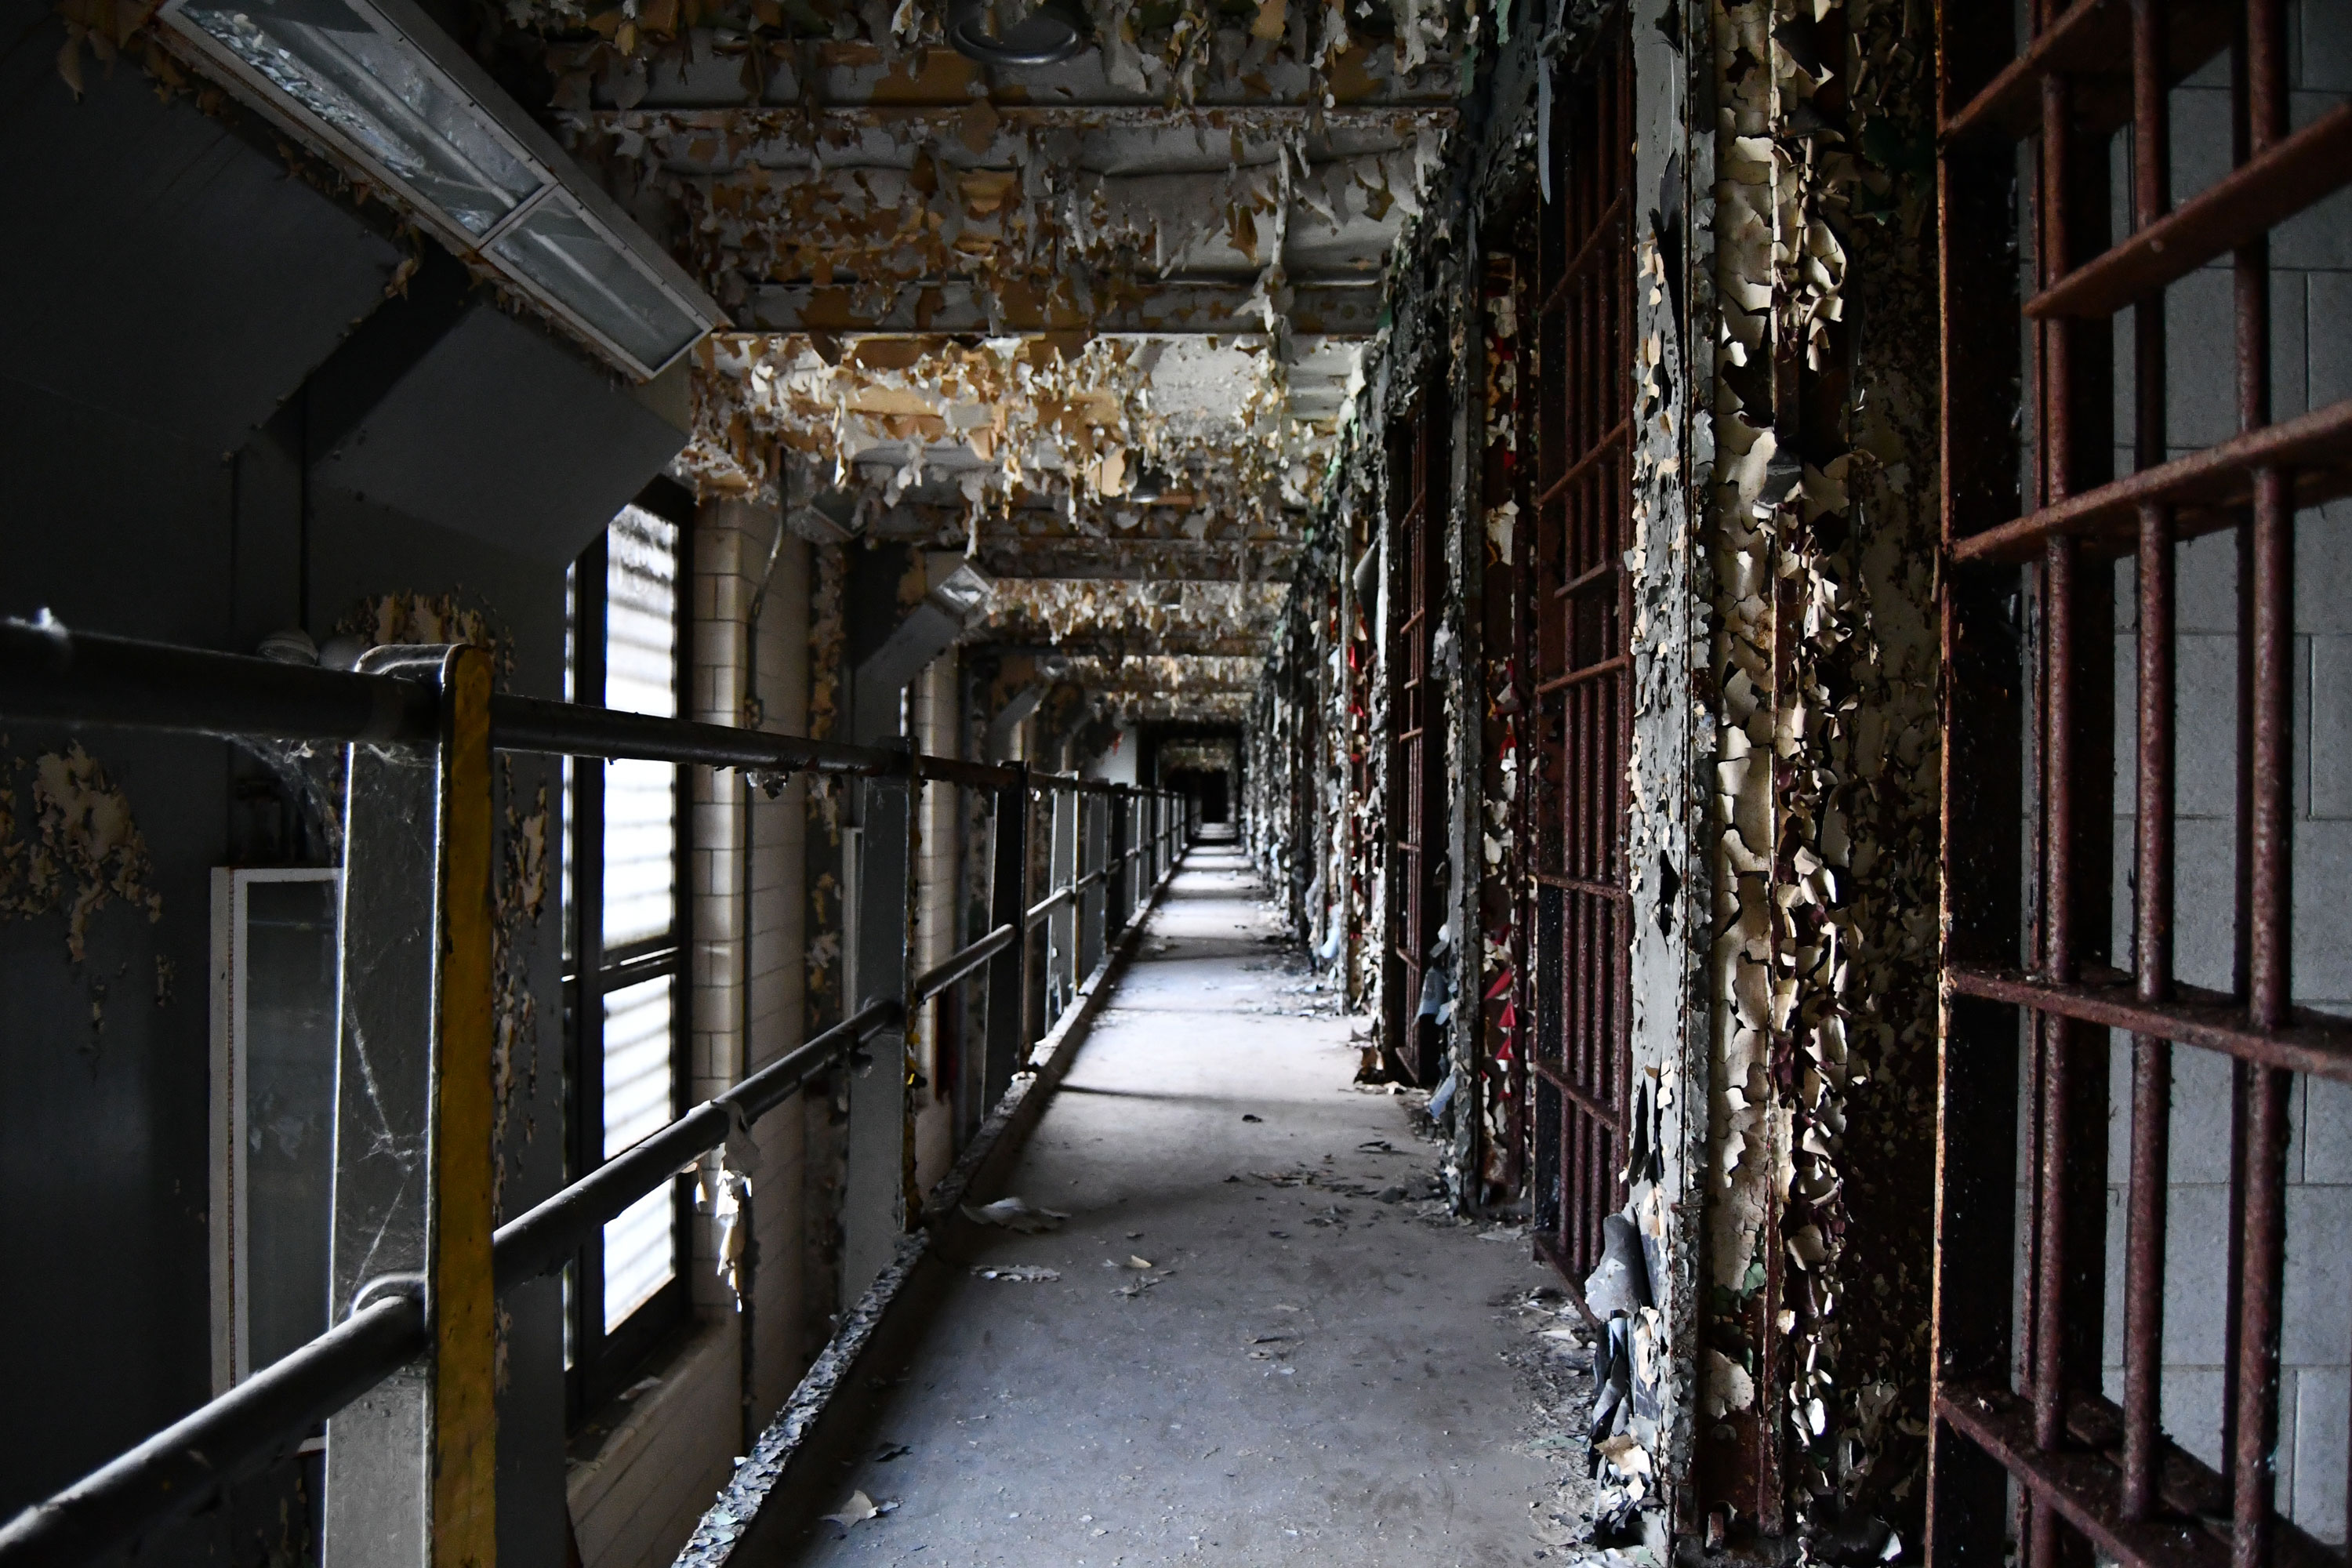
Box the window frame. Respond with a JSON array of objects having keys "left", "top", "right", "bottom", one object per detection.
[{"left": 564, "top": 476, "right": 696, "bottom": 1420}]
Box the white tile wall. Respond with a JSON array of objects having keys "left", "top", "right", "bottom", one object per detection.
[
  {"left": 563, "top": 505, "right": 823, "bottom": 1566},
  {"left": 910, "top": 652, "right": 960, "bottom": 1196},
  {"left": 567, "top": 1323, "right": 739, "bottom": 1568}
]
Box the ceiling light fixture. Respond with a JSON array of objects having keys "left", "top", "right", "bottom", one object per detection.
[
  {"left": 157, "top": 0, "right": 721, "bottom": 380},
  {"left": 945, "top": 0, "right": 1089, "bottom": 67},
  {"left": 928, "top": 561, "right": 996, "bottom": 619}
]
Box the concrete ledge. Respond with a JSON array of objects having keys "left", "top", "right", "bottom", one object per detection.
[{"left": 672, "top": 851, "right": 1184, "bottom": 1568}]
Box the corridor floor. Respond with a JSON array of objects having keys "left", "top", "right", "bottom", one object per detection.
[{"left": 775, "top": 843, "right": 1573, "bottom": 1566}]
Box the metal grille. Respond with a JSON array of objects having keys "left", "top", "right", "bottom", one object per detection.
[
  {"left": 1388, "top": 387, "right": 1449, "bottom": 1086},
  {"left": 1933, "top": 4, "right": 2352, "bottom": 1566},
  {"left": 1526, "top": 20, "right": 1632, "bottom": 1288},
  {"left": 1348, "top": 506, "right": 1378, "bottom": 1012}
]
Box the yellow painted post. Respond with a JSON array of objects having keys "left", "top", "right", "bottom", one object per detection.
[{"left": 433, "top": 645, "right": 498, "bottom": 1568}]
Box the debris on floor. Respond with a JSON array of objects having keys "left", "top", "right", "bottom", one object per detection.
[
  {"left": 1504, "top": 1284, "right": 1604, "bottom": 1556},
  {"left": 1112, "top": 1268, "right": 1175, "bottom": 1298},
  {"left": 971, "top": 1265, "right": 1060, "bottom": 1283},
  {"left": 960, "top": 1196, "right": 1069, "bottom": 1233},
  {"left": 819, "top": 1490, "right": 894, "bottom": 1534}
]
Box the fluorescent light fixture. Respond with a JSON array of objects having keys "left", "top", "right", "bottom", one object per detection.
[
  {"left": 158, "top": 0, "right": 721, "bottom": 379},
  {"left": 928, "top": 561, "right": 994, "bottom": 619}
]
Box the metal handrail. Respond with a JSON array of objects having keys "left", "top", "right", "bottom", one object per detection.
[
  {"left": 911, "top": 923, "right": 1017, "bottom": 1004},
  {"left": 1025, "top": 884, "right": 1075, "bottom": 929},
  {"left": 0, "top": 614, "right": 438, "bottom": 744},
  {"left": 0, "top": 619, "right": 1171, "bottom": 803},
  {"left": 493, "top": 691, "right": 900, "bottom": 779},
  {"left": 0, "top": 1294, "right": 432, "bottom": 1568},
  {"left": 0, "top": 997, "right": 903, "bottom": 1567},
  {"left": 0, "top": 615, "right": 1188, "bottom": 1566},
  {"left": 493, "top": 997, "right": 901, "bottom": 1290}
]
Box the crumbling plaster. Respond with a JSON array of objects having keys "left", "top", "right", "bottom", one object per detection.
[
  {"left": 1692, "top": 0, "right": 1941, "bottom": 1545},
  {"left": 1245, "top": 0, "right": 1944, "bottom": 1551}
]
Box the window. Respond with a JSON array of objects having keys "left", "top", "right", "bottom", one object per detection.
[
  {"left": 209, "top": 867, "right": 341, "bottom": 1394},
  {"left": 566, "top": 482, "right": 692, "bottom": 1410}
]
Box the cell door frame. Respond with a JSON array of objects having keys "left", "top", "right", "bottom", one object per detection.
[
  {"left": 1929, "top": 5, "right": 2352, "bottom": 1568},
  {"left": 1523, "top": 13, "right": 1635, "bottom": 1294},
  {"left": 1385, "top": 376, "right": 1450, "bottom": 1088}
]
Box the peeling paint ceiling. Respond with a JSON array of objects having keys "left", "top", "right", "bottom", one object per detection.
[{"left": 488, "top": 3, "right": 1467, "bottom": 723}]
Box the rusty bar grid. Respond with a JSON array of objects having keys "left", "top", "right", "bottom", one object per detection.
[
  {"left": 1525, "top": 17, "right": 1632, "bottom": 1293},
  {"left": 1930, "top": 2, "right": 2352, "bottom": 1567},
  {"left": 1477, "top": 249, "right": 1532, "bottom": 1207},
  {"left": 1385, "top": 381, "right": 1449, "bottom": 1087}
]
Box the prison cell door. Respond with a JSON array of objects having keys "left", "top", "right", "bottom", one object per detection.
[
  {"left": 1526, "top": 20, "right": 1634, "bottom": 1290},
  {"left": 1386, "top": 385, "right": 1449, "bottom": 1086},
  {"left": 1931, "top": 4, "right": 2352, "bottom": 1566}
]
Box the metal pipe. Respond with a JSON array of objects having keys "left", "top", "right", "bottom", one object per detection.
[
  {"left": 0, "top": 1294, "right": 430, "bottom": 1568},
  {"left": 2121, "top": 0, "right": 2172, "bottom": 1521},
  {"left": 0, "top": 618, "right": 1047, "bottom": 793},
  {"left": 913, "top": 922, "right": 1016, "bottom": 1004},
  {"left": 493, "top": 996, "right": 899, "bottom": 1291},
  {"left": 2124, "top": 496, "right": 2176, "bottom": 1521},
  {"left": 0, "top": 615, "right": 438, "bottom": 745},
  {"left": 492, "top": 693, "right": 916, "bottom": 780},
  {"left": 1025, "top": 883, "right": 1075, "bottom": 929},
  {"left": 2232, "top": 1063, "right": 2292, "bottom": 1568}
]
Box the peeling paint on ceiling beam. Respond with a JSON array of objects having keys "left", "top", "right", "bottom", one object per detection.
[
  {"left": 568, "top": 104, "right": 1457, "bottom": 133},
  {"left": 1045, "top": 654, "right": 1262, "bottom": 682},
  {"left": 743, "top": 279, "right": 1381, "bottom": 336},
  {"left": 895, "top": 503, "right": 1304, "bottom": 543},
  {"left": 1058, "top": 676, "right": 1261, "bottom": 694},
  {"left": 1096, "top": 692, "right": 1256, "bottom": 722},
  {"left": 977, "top": 540, "right": 1302, "bottom": 582},
  {"left": 547, "top": 39, "right": 1461, "bottom": 119},
  {"left": 973, "top": 632, "right": 1274, "bottom": 659}
]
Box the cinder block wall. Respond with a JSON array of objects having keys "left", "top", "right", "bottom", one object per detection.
[{"left": 2075, "top": 5, "right": 2352, "bottom": 1543}]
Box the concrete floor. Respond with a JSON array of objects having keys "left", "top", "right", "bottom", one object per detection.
[{"left": 773, "top": 844, "right": 1585, "bottom": 1567}]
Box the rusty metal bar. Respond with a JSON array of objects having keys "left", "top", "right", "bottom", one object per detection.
[
  {"left": 1523, "top": 17, "right": 1633, "bottom": 1294},
  {"left": 2227, "top": 5, "right": 2290, "bottom": 1558},
  {"left": 1936, "top": 0, "right": 2349, "bottom": 1564},
  {"left": 1950, "top": 398, "right": 2352, "bottom": 564},
  {"left": 2027, "top": 103, "right": 2352, "bottom": 321},
  {"left": 1946, "top": 0, "right": 2238, "bottom": 143},
  {"left": 2122, "top": 0, "right": 2174, "bottom": 1519},
  {"left": 1947, "top": 970, "right": 2352, "bottom": 1082}
]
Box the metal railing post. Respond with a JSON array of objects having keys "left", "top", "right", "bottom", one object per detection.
[
  {"left": 1109, "top": 794, "right": 1130, "bottom": 935},
  {"left": 1076, "top": 793, "right": 1102, "bottom": 978},
  {"left": 324, "top": 644, "right": 498, "bottom": 1568},
  {"left": 983, "top": 763, "right": 1029, "bottom": 1107},
  {"left": 1048, "top": 787, "right": 1076, "bottom": 1016},
  {"left": 841, "top": 753, "right": 913, "bottom": 1309}
]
